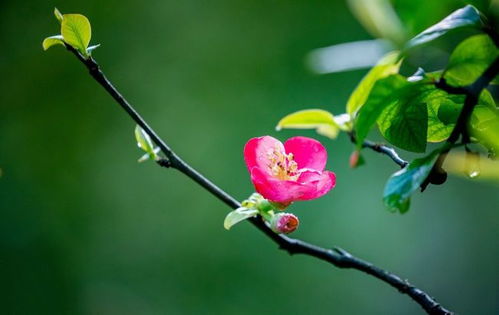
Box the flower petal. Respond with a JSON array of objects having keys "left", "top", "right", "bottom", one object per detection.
[
  {"left": 250, "top": 167, "right": 304, "bottom": 205},
  {"left": 296, "top": 170, "right": 336, "bottom": 200},
  {"left": 244, "top": 136, "right": 284, "bottom": 175},
  {"left": 284, "top": 136, "right": 328, "bottom": 171}
]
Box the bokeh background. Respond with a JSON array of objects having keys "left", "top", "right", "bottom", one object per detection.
[{"left": 1, "top": 0, "right": 498, "bottom": 314}]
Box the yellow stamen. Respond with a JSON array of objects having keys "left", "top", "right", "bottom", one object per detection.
[{"left": 267, "top": 146, "right": 300, "bottom": 180}]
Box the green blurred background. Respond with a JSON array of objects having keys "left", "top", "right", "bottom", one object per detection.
[{"left": 1, "top": 0, "right": 498, "bottom": 314}]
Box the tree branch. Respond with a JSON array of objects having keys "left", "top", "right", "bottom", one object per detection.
[
  {"left": 423, "top": 56, "right": 499, "bottom": 189},
  {"left": 62, "top": 44, "right": 451, "bottom": 315},
  {"left": 436, "top": 58, "right": 499, "bottom": 145},
  {"left": 348, "top": 133, "right": 409, "bottom": 168}
]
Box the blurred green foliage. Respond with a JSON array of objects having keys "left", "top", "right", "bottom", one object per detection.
[{"left": 1, "top": 0, "right": 498, "bottom": 314}]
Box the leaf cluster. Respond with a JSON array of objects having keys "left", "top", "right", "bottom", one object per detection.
[
  {"left": 277, "top": 5, "right": 499, "bottom": 213},
  {"left": 42, "top": 8, "right": 99, "bottom": 58}
]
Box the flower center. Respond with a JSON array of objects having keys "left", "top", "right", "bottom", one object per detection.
[{"left": 267, "top": 147, "right": 300, "bottom": 181}]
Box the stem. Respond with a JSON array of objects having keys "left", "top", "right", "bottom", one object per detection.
[
  {"left": 436, "top": 56, "right": 499, "bottom": 144},
  {"left": 63, "top": 45, "right": 451, "bottom": 315},
  {"left": 348, "top": 133, "right": 408, "bottom": 168},
  {"left": 425, "top": 56, "right": 499, "bottom": 189}
]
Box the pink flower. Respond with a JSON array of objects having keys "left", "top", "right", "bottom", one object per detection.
[
  {"left": 270, "top": 213, "right": 299, "bottom": 234},
  {"left": 244, "top": 136, "right": 336, "bottom": 205}
]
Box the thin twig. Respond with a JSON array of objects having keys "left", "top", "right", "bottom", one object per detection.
[
  {"left": 348, "top": 133, "right": 409, "bottom": 168},
  {"left": 62, "top": 44, "right": 451, "bottom": 315}
]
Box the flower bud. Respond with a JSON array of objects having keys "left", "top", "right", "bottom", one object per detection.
[
  {"left": 270, "top": 213, "right": 299, "bottom": 234},
  {"left": 349, "top": 150, "right": 364, "bottom": 168}
]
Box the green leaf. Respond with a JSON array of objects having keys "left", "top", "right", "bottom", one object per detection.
[
  {"left": 436, "top": 98, "right": 461, "bottom": 125},
  {"left": 42, "top": 35, "right": 64, "bottom": 51},
  {"left": 445, "top": 34, "right": 499, "bottom": 85},
  {"left": 426, "top": 89, "right": 495, "bottom": 143},
  {"left": 276, "top": 109, "right": 344, "bottom": 139},
  {"left": 355, "top": 74, "right": 432, "bottom": 152},
  {"left": 470, "top": 106, "right": 499, "bottom": 132},
  {"left": 346, "top": 51, "right": 402, "bottom": 116},
  {"left": 383, "top": 149, "right": 441, "bottom": 213},
  {"left": 355, "top": 75, "right": 406, "bottom": 148},
  {"left": 61, "top": 14, "right": 91, "bottom": 56},
  {"left": 469, "top": 105, "right": 499, "bottom": 154},
  {"left": 405, "top": 5, "right": 483, "bottom": 50},
  {"left": 377, "top": 93, "right": 429, "bottom": 153},
  {"left": 54, "top": 7, "right": 63, "bottom": 23},
  {"left": 135, "top": 125, "right": 159, "bottom": 162},
  {"left": 478, "top": 88, "right": 496, "bottom": 108},
  {"left": 224, "top": 207, "right": 258, "bottom": 230},
  {"left": 426, "top": 92, "right": 463, "bottom": 142}
]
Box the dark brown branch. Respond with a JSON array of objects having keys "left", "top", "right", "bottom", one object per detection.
[
  {"left": 61, "top": 44, "right": 451, "bottom": 315},
  {"left": 439, "top": 57, "right": 499, "bottom": 143},
  {"left": 423, "top": 56, "right": 499, "bottom": 190},
  {"left": 434, "top": 79, "right": 468, "bottom": 95},
  {"left": 348, "top": 133, "right": 409, "bottom": 168}
]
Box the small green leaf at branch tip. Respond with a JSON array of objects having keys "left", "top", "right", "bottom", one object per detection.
[
  {"left": 276, "top": 109, "right": 345, "bottom": 139},
  {"left": 54, "top": 8, "right": 63, "bottom": 23},
  {"left": 383, "top": 149, "right": 441, "bottom": 213},
  {"left": 224, "top": 207, "right": 258, "bottom": 230},
  {"left": 346, "top": 51, "right": 402, "bottom": 116},
  {"left": 224, "top": 193, "right": 286, "bottom": 230},
  {"left": 61, "top": 13, "right": 92, "bottom": 56},
  {"left": 135, "top": 125, "right": 159, "bottom": 162},
  {"left": 42, "top": 35, "right": 64, "bottom": 51},
  {"left": 405, "top": 5, "right": 483, "bottom": 50}
]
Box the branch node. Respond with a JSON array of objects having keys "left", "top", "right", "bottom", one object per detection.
[
  {"left": 332, "top": 246, "right": 350, "bottom": 257},
  {"left": 157, "top": 158, "right": 171, "bottom": 168},
  {"left": 397, "top": 279, "right": 411, "bottom": 293},
  {"left": 434, "top": 78, "right": 468, "bottom": 94},
  {"left": 349, "top": 133, "right": 408, "bottom": 168}
]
